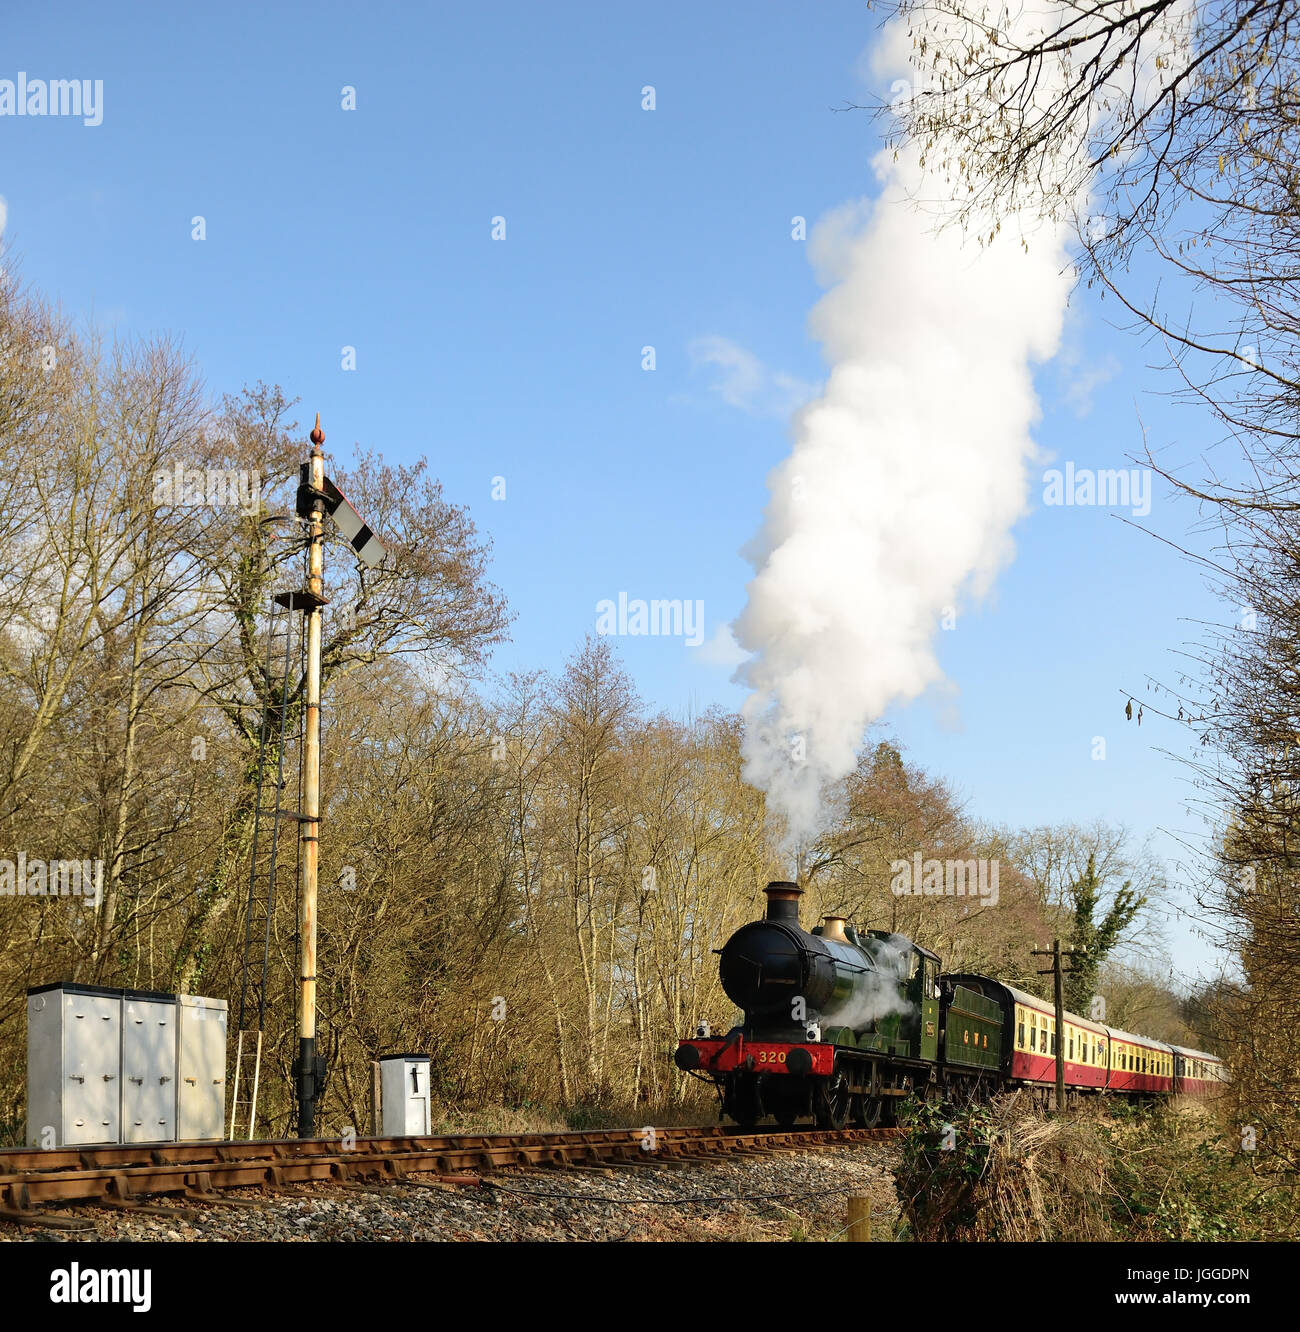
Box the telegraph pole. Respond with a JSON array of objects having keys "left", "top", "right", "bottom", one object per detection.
[{"left": 1032, "top": 939, "right": 1088, "bottom": 1112}]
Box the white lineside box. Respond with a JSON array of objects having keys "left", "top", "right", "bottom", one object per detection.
[
  {"left": 176, "top": 994, "right": 227, "bottom": 1140},
  {"left": 121, "top": 989, "right": 178, "bottom": 1143},
  {"left": 25, "top": 983, "right": 122, "bottom": 1147},
  {"left": 379, "top": 1053, "right": 432, "bottom": 1136}
]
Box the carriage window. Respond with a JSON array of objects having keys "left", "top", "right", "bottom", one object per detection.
[
  {"left": 1030, "top": 1025, "right": 1036, "bottom": 1052},
  {"left": 1018, "top": 1017, "right": 1025, "bottom": 1049},
  {"left": 1051, "top": 1032, "right": 1057, "bottom": 1055}
]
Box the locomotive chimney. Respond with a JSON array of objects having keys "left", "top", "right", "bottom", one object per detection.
[
  {"left": 763, "top": 880, "right": 802, "bottom": 925},
  {"left": 821, "top": 915, "right": 848, "bottom": 942}
]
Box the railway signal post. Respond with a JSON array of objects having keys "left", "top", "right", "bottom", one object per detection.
[
  {"left": 1033, "top": 939, "right": 1087, "bottom": 1112},
  {"left": 288, "top": 414, "right": 387, "bottom": 1138}
]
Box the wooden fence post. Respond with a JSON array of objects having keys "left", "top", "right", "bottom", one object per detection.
[{"left": 846, "top": 1195, "right": 871, "bottom": 1242}]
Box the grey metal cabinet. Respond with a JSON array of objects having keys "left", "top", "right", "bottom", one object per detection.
[
  {"left": 176, "top": 994, "right": 227, "bottom": 1140},
  {"left": 26, "top": 983, "right": 121, "bottom": 1147},
  {"left": 121, "top": 990, "right": 177, "bottom": 1142}
]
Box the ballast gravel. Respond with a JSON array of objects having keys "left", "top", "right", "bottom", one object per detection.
[{"left": 1, "top": 1142, "right": 902, "bottom": 1243}]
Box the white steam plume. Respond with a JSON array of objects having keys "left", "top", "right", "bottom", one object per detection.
[
  {"left": 822, "top": 933, "right": 916, "bottom": 1030},
  {"left": 733, "top": 11, "right": 1079, "bottom": 852}
]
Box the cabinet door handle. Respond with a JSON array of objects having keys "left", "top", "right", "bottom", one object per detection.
[
  {"left": 129, "top": 1076, "right": 143, "bottom": 1085},
  {"left": 103, "top": 1074, "right": 115, "bottom": 1082}
]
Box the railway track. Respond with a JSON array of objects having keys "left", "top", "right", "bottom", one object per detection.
[{"left": 0, "top": 1125, "right": 901, "bottom": 1230}]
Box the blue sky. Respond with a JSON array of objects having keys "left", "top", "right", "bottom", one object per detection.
[{"left": 2, "top": 1, "right": 1234, "bottom": 980}]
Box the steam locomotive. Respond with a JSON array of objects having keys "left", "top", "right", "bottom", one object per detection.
[{"left": 673, "top": 881, "right": 1224, "bottom": 1127}]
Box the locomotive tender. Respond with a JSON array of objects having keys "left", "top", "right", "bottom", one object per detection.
[{"left": 674, "top": 882, "right": 1224, "bottom": 1127}]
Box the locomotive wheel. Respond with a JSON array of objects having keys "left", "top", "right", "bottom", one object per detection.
[
  {"left": 851, "top": 1094, "right": 883, "bottom": 1128},
  {"left": 815, "top": 1068, "right": 851, "bottom": 1130},
  {"left": 774, "top": 1108, "right": 799, "bottom": 1130}
]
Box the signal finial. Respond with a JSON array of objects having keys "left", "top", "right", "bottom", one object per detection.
[{"left": 310, "top": 412, "right": 325, "bottom": 449}]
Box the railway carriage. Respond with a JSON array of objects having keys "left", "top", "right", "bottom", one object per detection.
[
  {"left": 1173, "top": 1045, "right": 1226, "bottom": 1096},
  {"left": 1108, "top": 1027, "right": 1175, "bottom": 1095}
]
